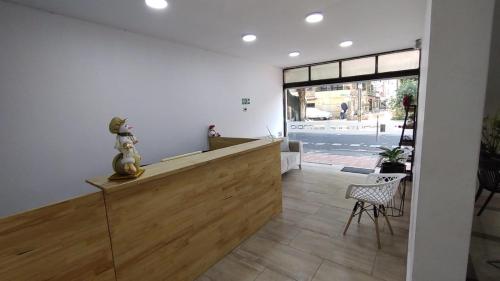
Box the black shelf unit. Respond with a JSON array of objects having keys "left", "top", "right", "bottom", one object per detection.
[{"left": 399, "top": 105, "right": 417, "bottom": 176}]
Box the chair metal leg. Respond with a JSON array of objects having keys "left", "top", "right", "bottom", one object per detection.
[
  {"left": 380, "top": 205, "right": 394, "bottom": 235},
  {"left": 475, "top": 186, "right": 484, "bottom": 202},
  {"left": 357, "top": 202, "right": 365, "bottom": 223},
  {"left": 373, "top": 206, "right": 382, "bottom": 249},
  {"left": 477, "top": 191, "right": 495, "bottom": 216},
  {"left": 343, "top": 202, "right": 359, "bottom": 235}
]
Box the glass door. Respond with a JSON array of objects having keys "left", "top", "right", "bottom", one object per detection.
[{"left": 286, "top": 77, "right": 418, "bottom": 168}]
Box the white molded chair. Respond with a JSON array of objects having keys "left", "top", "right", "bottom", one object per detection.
[{"left": 343, "top": 173, "right": 407, "bottom": 249}]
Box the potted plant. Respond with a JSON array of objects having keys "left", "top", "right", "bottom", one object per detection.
[
  {"left": 379, "top": 147, "right": 406, "bottom": 173},
  {"left": 402, "top": 95, "right": 413, "bottom": 107},
  {"left": 481, "top": 112, "right": 500, "bottom": 161}
]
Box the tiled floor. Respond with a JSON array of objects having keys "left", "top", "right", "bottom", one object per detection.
[
  {"left": 196, "top": 164, "right": 411, "bottom": 281},
  {"left": 469, "top": 194, "right": 500, "bottom": 280},
  {"left": 302, "top": 153, "right": 380, "bottom": 169}
]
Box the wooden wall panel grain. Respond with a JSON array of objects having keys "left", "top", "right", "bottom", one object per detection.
[
  {"left": 105, "top": 143, "right": 282, "bottom": 281},
  {"left": 208, "top": 137, "right": 257, "bottom": 150},
  {"left": 0, "top": 192, "right": 116, "bottom": 281}
]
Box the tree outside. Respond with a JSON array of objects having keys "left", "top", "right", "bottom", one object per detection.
[{"left": 389, "top": 78, "right": 418, "bottom": 120}]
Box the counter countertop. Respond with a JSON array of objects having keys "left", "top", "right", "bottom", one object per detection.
[{"left": 86, "top": 138, "right": 281, "bottom": 194}]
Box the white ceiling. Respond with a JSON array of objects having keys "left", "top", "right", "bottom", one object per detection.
[{"left": 8, "top": 0, "right": 427, "bottom": 68}]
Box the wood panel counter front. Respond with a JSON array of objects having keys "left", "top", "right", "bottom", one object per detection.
[{"left": 87, "top": 138, "right": 282, "bottom": 281}]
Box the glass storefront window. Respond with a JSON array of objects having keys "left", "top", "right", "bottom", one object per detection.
[
  {"left": 284, "top": 67, "right": 309, "bottom": 83},
  {"left": 311, "top": 62, "right": 340, "bottom": 80},
  {"left": 342, "top": 57, "right": 376, "bottom": 77},
  {"left": 378, "top": 50, "right": 420, "bottom": 72}
]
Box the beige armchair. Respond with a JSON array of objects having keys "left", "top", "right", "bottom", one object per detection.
[{"left": 281, "top": 140, "right": 302, "bottom": 174}]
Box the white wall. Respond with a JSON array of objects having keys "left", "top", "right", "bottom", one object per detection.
[
  {"left": 0, "top": 2, "right": 283, "bottom": 217},
  {"left": 407, "top": 0, "right": 495, "bottom": 280}
]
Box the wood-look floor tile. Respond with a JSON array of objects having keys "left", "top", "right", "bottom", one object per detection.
[
  {"left": 314, "top": 205, "right": 353, "bottom": 221},
  {"left": 282, "top": 187, "right": 312, "bottom": 204},
  {"left": 284, "top": 189, "right": 354, "bottom": 210},
  {"left": 274, "top": 208, "right": 311, "bottom": 225},
  {"left": 382, "top": 215, "right": 410, "bottom": 237},
  {"left": 313, "top": 204, "right": 375, "bottom": 232},
  {"left": 256, "top": 219, "right": 301, "bottom": 245},
  {"left": 312, "top": 260, "right": 385, "bottom": 281},
  {"left": 471, "top": 209, "right": 500, "bottom": 238},
  {"left": 469, "top": 236, "right": 500, "bottom": 281},
  {"left": 378, "top": 234, "right": 408, "bottom": 259},
  {"left": 338, "top": 218, "right": 410, "bottom": 258},
  {"left": 255, "top": 268, "right": 298, "bottom": 281},
  {"left": 283, "top": 180, "right": 340, "bottom": 195},
  {"left": 199, "top": 165, "right": 410, "bottom": 281},
  {"left": 283, "top": 196, "right": 322, "bottom": 214},
  {"left": 290, "top": 230, "right": 377, "bottom": 274},
  {"left": 372, "top": 252, "right": 406, "bottom": 281},
  {"left": 296, "top": 212, "right": 347, "bottom": 237},
  {"left": 237, "top": 236, "right": 322, "bottom": 281},
  {"left": 203, "top": 253, "right": 263, "bottom": 281},
  {"left": 284, "top": 167, "right": 363, "bottom": 183}
]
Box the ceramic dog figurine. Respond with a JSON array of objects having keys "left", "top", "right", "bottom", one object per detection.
[{"left": 108, "top": 117, "right": 142, "bottom": 177}]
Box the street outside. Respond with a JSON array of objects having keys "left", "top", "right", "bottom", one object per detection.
[
  {"left": 289, "top": 132, "right": 400, "bottom": 157},
  {"left": 287, "top": 120, "right": 404, "bottom": 168},
  {"left": 285, "top": 78, "right": 417, "bottom": 168}
]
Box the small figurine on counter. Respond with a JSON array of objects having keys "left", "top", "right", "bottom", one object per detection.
[
  {"left": 208, "top": 124, "right": 221, "bottom": 137},
  {"left": 108, "top": 117, "right": 144, "bottom": 179}
]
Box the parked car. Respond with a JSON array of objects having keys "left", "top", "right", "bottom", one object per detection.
[{"left": 306, "top": 108, "right": 333, "bottom": 120}]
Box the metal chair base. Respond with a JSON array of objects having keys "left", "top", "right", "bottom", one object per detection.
[{"left": 343, "top": 201, "right": 393, "bottom": 249}]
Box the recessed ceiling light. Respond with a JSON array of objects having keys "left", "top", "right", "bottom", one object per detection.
[
  {"left": 242, "top": 34, "right": 257, "bottom": 43},
  {"left": 339, "top": 40, "right": 353, "bottom": 47},
  {"left": 145, "top": 0, "right": 168, "bottom": 10},
  {"left": 305, "top": 12, "right": 324, "bottom": 24},
  {"left": 289, "top": 51, "right": 301, "bottom": 57}
]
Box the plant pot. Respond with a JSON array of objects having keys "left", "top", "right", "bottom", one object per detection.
[
  {"left": 479, "top": 152, "right": 500, "bottom": 168},
  {"left": 480, "top": 149, "right": 500, "bottom": 162},
  {"left": 380, "top": 162, "right": 406, "bottom": 173}
]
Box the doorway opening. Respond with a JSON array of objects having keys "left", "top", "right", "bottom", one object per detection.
[{"left": 285, "top": 77, "right": 418, "bottom": 169}]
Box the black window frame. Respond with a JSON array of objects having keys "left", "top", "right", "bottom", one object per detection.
[
  {"left": 282, "top": 48, "right": 420, "bottom": 89},
  {"left": 282, "top": 48, "right": 421, "bottom": 136}
]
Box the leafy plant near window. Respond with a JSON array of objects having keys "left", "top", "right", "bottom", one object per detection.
[
  {"left": 390, "top": 78, "right": 418, "bottom": 120},
  {"left": 379, "top": 147, "right": 405, "bottom": 163},
  {"left": 481, "top": 112, "right": 500, "bottom": 157},
  {"left": 379, "top": 147, "right": 406, "bottom": 173}
]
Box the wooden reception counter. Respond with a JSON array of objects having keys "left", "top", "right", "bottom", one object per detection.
[
  {"left": 87, "top": 137, "right": 274, "bottom": 194},
  {"left": 86, "top": 138, "right": 282, "bottom": 281}
]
